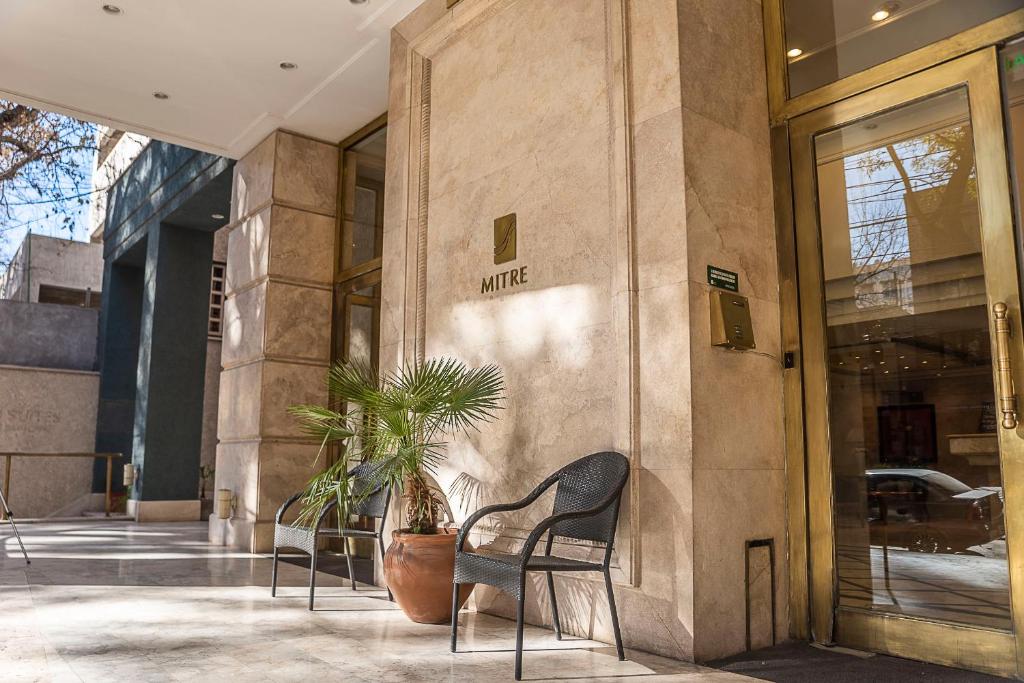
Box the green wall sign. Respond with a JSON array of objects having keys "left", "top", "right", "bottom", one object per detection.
[{"left": 707, "top": 265, "right": 739, "bottom": 292}]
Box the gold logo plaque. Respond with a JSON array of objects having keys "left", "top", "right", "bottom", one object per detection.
[{"left": 493, "top": 213, "right": 517, "bottom": 265}]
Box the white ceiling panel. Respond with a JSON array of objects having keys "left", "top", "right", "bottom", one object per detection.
[{"left": 0, "top": 0, "right": 423, "bottom": 158}]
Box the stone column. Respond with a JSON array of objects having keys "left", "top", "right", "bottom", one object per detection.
[
  {"left": 94, "top": 260, "right": 144, "bottom": 494},
  {"left": 678, "top": 0, "right": 788, "bottom": 661},
  {"left": 210, "top": 131, "right": 338, "bottom": 552},
  {"left": 128, "top": 222, "right": 214, "bottom": 521}
]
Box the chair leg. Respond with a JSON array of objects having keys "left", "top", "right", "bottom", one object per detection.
[
  {"left": 378, "top": 533, "right": 393, "bottom": 601},
  {"left": 515, "top": 575, "right": 526, "bottom": 681},
  {"left": 450, "top": 582, "right": 460, "bottom": 653},
  {"left": 546, "top": 571, "right": 562, "bottom": 640},
  {"left": 343, "top": 537, "right": 356, "bottom": 591},
  {"left": 603, "top": 568, "right": 624, "bottom": 661},
  {"left": 271, "top": 547, "right": 280, "bottom": 597},
  {"left": 308, "top": 546, "right": 318, "bottom": 611}
]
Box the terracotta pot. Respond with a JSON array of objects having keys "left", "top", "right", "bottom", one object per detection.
[{"left": 384, "top": 528, "right": 474, "bottom": 624}]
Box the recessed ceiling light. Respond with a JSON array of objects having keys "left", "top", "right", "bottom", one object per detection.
[
  {"left": 787, "top": 48, "right": 803, "bottom": 58},
  {"left": 102, "top": 4, "right": 122, "bottom": 14},
  {"left": 279, "top": 62, "right": 298, "bottom": 71},
  {"left": 211, "top": 213, "right": 225, "bottom": 220},
  {"left": 350, "top": 0, "right": 368, "bottom": 4},
  {"left": 152, "top": 91, "right": 170, "bottom": 100},
  {"left": 873, "top": 3, "right": 898, "bottom": 21}
]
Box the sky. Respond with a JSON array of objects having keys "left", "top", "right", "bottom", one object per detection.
[{"left": 0, "top": 136, "right": 98, "bottom": 267}]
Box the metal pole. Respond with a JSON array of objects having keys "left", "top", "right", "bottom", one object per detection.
[
  {"left": 105, "top": 456, "right": 113, "bottom": 517},
  {"left": 0, "top": 485, "right": 30, "bottom": 564},
  {"left": 1, "top": 455, "right": 10, "bottom": 522},
  {"left": 25, "top": 229, "right": 31, "bottom": 302}
]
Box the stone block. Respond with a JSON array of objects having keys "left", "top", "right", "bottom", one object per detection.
[
  {"left": 267, "top": 206, "right": 336, "bottom": 285},
  {"left": 231, "top": 133, "right": 275, "bottom": 223},
  {"left": 272, "top": 133, "right": 339, "bottom": 216},
  {"left": 264, "top": 282, "right": 332, "bottom": 363}
]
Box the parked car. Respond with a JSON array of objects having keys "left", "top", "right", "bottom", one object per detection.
[{"left": 866, "top": 468, "right": 1004, "bottom": 553}]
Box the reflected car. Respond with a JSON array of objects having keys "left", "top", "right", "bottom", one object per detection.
[{"left": 866, "top": 468, "right": 1004, "bottom": 553}]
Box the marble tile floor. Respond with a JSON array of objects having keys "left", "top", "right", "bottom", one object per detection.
[
  {"left": 0, "top": 521, "right": 748, "bottom": 682},
  {"left": 836, "top": 543, "right": 1012, "bottom": 629}
]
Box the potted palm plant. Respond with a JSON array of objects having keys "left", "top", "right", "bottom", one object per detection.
[{"left": 289, "top": 357, "right": 504, "bottom": 623}]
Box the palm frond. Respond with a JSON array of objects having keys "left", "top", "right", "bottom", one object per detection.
[
  {"left": 290, "top": 356, "right": 505, "bottom": 532},
  {"left": 287, "top": 404, "right": 354, "bottom": 443}
]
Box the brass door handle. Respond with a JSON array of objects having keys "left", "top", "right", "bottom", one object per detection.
[{"left": 993, "top": 302, "right": 1018, "bottom": 430}]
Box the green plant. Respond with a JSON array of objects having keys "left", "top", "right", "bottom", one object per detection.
[
  {"left": 199, "top": 465, "right": 216, "bottom": 500},
  {"left": 288, "top": 357, "right": 504, "bottom": 534}
]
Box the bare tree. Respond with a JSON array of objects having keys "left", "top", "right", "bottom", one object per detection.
[{"left": 0, "top": 99, "right": 96, "bottom": 244}]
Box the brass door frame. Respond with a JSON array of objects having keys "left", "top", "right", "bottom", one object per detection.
[
  {"left": 762, "top": 3, "right": 1024, "bottom": 124},
  {"left": 789, "top": 48, "right": 1024, "bottom": 677}
]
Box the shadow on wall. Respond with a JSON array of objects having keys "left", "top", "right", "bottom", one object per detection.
[
  {"left": 457, "top": 472, "right": 691, "bottom": 660},
  {"left": 434, "top": 283, "right": 694, "bottom": 659}
]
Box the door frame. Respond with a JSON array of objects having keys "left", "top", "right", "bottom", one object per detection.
[{"left": 783, "top": 47, "right": 1024, "bottom": 677}]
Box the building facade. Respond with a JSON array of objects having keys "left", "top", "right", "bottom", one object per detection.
[
  {"left": 9, "top": 0, "right": 1024, "bottom": 678},
  {"left": 0, "top": 233, "right": 102, "bottom": 305},
  {"left": 0, "top": 232, "right": 103, "bottom": 518},
  {"left": 203, "top": 0, "right": 1024, "bottom": 674}
]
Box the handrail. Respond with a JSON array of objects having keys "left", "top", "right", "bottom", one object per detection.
[{"left": 0, "top": 452, "right": 123, "bottom": 520}]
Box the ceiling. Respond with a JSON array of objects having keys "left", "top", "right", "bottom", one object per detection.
[{"left": 0, "top": 0, "right": 423, "bottom": 159}]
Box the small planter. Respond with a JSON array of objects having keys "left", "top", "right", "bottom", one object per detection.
[{"left": 384, "top": 528, "right": 474, "bottom": 624}]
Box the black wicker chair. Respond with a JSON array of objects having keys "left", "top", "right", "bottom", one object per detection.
[
  {"left": 450, "top": 451, "right": 630, "bottom": 680},
  {"left": 271, "top": 461, "right": 392, "bottom": 610}
]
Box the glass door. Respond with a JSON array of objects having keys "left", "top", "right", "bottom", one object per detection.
[{"left": 792, "top": 48, "right": 1024, "bottom": 676}]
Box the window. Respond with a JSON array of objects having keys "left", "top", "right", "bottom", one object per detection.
[
  {"left": 37, "top": 284, "right": 100, "bottom": 308},
  {"left": 782, "top": 0, "right": 1023, "bottom": 97},
  {"left": 335, "top": 122, "right": 386, "bottom": 364},
  {"left": 208, "top": 261, "right": 225, "bottom": 339}
]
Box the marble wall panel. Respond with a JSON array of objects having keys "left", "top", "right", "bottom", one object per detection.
[
  {"left": 267, "top": 206, "right": 336, "bottom": 285},
  {"left": 216, "top": 362, "right": 263, "bottom": 441},
  {"left": 427, "top": 0, "right": 610, "bottom": 202},
  {"left": 256, "top": 441, "right": 323, "bottom": 527},
  {"left": 628, "top": 0, "right": 683, "bottom": 126},
  {"left": 272, "top": 134, "right": 339, "bottom": 217},
  {"left": 258, "top": 361, "right": 330, "bottom": 439},
  {"left": 230, "top": 133, "right": 275, "bottom": 223},
  {"left": 264, "top": 282, "right": 332, "bottom": 362},
  {"left": 678, "top": 0, "right": 772, "bottom": 145},
  {"left": 632, "top": 108, "right": 688, "bottom": 292},
  {"left": 682, "top": 108, "right": 777, "bottom": 303},
  {"left": 691, "top": 467, "right": 788, "bottom": 660},
  {"left": 209, "top": 440, "right": 259, "bottom": 549},
  {"left": 221, "top": 281, "right": 267, "bottom": 367},
  {"left": 678, "top": 0, "right": 788, "bottom": 662},
  {"left": 384, "top": 0, "right": 785, "bottom": 665},
  {"left": 225, "top": 206, "right": 271, "bottom": 295},
  {"left": 215, "top": 129, "right": 339, "bottom": 551}
]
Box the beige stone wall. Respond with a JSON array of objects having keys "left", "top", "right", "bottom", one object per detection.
[
  {"left": 383, "top": 0, "right": 786, "bottom": 663},
  {"left": 677, "top": 0, "right": 788, "bottom": 660},
  {"left": 209, "top": 131, "right": 339, "bottom": 551},
  {"left": 0, "top": 365, "right": 100, "bottom": 518}
]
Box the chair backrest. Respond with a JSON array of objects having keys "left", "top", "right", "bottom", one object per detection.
[
  {"left": 549, "top": 451, "right": 629, "bottom": 544},
  {"left": 348, "top": 461, "right": 391, "bottom": 519}
]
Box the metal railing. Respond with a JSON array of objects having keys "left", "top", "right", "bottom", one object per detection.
[{"left": 0, "top": 452, "right": 122, "bottom": 520}]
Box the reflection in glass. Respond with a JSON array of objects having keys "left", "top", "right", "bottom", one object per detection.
[
  {"left": 336, "top": 282, "right": 380, "bottom": 368},
  {"left": 815, "top": 88, "right": 1010, "bottom": 629},
  {"left": 341, "top": 127, "right": 386, "bottom": 274},
  {"left": 783, "top": 0, "right": 1023, "bottom": 97}
]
